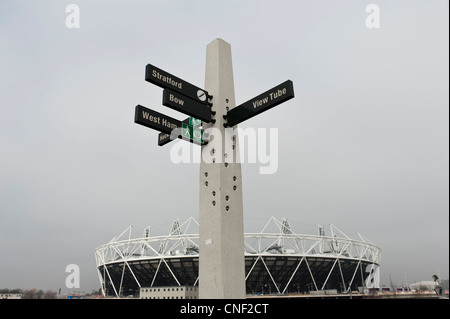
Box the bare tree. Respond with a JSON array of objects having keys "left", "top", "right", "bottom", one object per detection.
[
  {"left": 44, "top": 290, "right": 57, "bottom": 299},
  {"left": 22, "top": 288, "right": 37, "bottom": 299}
]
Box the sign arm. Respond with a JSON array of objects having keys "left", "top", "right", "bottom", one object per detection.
[{"left": 224, "top": 80, "right": 294, "bottom": 127}]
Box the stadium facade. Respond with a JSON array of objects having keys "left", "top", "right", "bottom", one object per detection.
[{"left": 95, "top": 217, "right": 381, "bottom": 297}]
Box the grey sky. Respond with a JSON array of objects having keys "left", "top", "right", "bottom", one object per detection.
[{"left": 0, "top": 0, "right": 448, "bottom": 293}]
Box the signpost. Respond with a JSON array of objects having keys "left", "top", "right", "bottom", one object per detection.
[
  {"left": 139, "top": 63, "right": 211, "bottom": 146},
  {"left": 133, "top": 39, "right": 295, "bottom": 299},
  {"left": 224, "top": 80, "right": 294, "bottom": 127}
]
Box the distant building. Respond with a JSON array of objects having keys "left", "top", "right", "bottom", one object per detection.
[
  {"left": 410, "top": 281, "right": 437, "bottom": 291},
  {"left": 0, "top": 293, "right": 22, "bottom": 299},
  {"left": 139, "top": 286, "right": 198, "bottom": 299}
]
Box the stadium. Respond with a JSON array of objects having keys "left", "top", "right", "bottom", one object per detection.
[{"left": 94, "top": 217, "right": 381, "bottom": 298}]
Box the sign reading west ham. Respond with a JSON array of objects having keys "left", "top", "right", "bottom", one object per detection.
[
  {"left": 135, "top": 105, "right": 206, "bottom": 146},
  {"left": 134, "top": 105, "right": 181, "bottom": 135}
]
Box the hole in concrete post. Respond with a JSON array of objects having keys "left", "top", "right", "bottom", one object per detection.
[
  {"left": 225, "top": 99, "right": 229, "bottom": 103},
  {"left": 225, "top": 195, "right": 229, "bottom": 201},
  {"left": 205, "top": 181, "right": 208, "bottom": 186},
  {"left": 204, "top": 172, "right": 208, "bottom": 177},
  {"left": 225, "top": 206, "right": 230, "bottom": 211},
  {"left": 233, "top": 176, "right": 237, "bottom": 181},
  {"left": 212, "top": 201, "right": 216, "bottom": 206},
  {"left": 233, "top": 185, "right": 237, "bottom": 191},
  {"left": 212, "top": 191, "right": 216, "bottom": 196},
  {"left": 224, "top": 163, "right": 228, "bottom": 168}
]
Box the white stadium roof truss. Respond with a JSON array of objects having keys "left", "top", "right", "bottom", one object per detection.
[{"left": 95, "top": 217, "right": 381, "bottom": 297}]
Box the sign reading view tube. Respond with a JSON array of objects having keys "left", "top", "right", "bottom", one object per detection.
[{"left": 225, "top": 80, "right": 294, "bottom": 127}]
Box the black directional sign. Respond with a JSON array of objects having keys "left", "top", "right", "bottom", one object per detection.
[
  {"left": 157, "top": 132, "right": 173, "bottom": 146},
  {"left": 158, "top": 117, "right": 202, "bottom": 146},
  {"left": 225, "top": 80, "right": 294, "bottom": 127},
  {"left": 134, "top": 105, "right": 181, "bottom": 135},
  {"left": 134, "top": 105, "right": 205, "bottom": 145},
  {"left": 163, "top": 89, "right": 212, "bottom": 123},
  {"left": 145, "top": 64, "right": 210, "bottom": 105},
  {"left": 157, "top": 125, "right": 205, "bottom": 146}
]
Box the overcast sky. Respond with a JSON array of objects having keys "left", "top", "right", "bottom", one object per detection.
[{"left": 0, "top": 0, "right": 448, "bottom": 293}]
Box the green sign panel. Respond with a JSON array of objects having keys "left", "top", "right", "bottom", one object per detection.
[
  {"left": 182, "top": 123, "right": 204, "bottom": 144},
  {"left": 189, "top": 117, "right": 202, "bottom": 127},
  {"left": 158, "top": 117, "right": 202, "bottom": 146}
]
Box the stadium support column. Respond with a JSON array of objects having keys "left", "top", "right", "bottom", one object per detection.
[{"left": 199, "top": 38, "right": 246, "bottom": 299}]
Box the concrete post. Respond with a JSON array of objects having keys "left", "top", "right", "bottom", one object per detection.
[{"left": 198, "top": 38, "right": 246, "bottom": 299}]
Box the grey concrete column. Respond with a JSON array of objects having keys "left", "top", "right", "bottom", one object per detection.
[{"left": 198, "top": 38, "right": 246, "bottom": 299}]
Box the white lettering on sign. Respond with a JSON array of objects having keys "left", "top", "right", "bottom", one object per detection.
[
  {"left": 162, "top": 118, "right": 178, "bottom": 130},
  {"left": 142, "top": 111, "right": 160, "bottom": 124},
  {"left": 159, "top": 133, "right": 169, "bottom": 142},
  {"left": 252, "top": 88, "right": 288, "bottom": 109},
  {"left": 169, "top": 93, "right": 185, "bottom": 106},
  {"left": 142, "top": 111, "right": 178, "bottom": 130},
  {"left": 253, "top": 97, "right": 269, "bottom": 108},
  {"left": 152, "top": 70, "right": 182, "bottom": 89}
]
